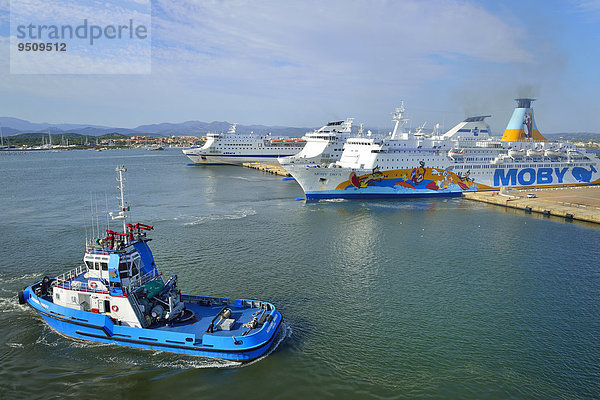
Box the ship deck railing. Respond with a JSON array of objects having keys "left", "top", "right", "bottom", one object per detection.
[
  {"left": 126, "top": 269, "right": 161, "bottom": 292},
  {"left": 54, "top": 265, "right": 109, "bottom": 294},
  {"left": 54, "top": 265, "right": 86, "bottom": 287},
  {"left": 53, "top": 265, "right": 162, "bottom": 295}
]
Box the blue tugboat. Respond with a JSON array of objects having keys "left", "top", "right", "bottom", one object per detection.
[{"left": 18, "top": 166, "right": 283, "bottom": 362}]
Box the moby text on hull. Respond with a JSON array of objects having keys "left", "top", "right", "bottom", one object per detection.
[{"left": 283, "top": 99, "right": 600, "bottom": 200}]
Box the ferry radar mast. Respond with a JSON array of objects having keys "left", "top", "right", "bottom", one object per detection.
[{"left": 390, "top": 101, "right": 409, "bottom": 139}]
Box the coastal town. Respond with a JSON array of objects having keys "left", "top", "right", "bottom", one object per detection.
[
  {"left": 0, "top": 132, "right": 204, "bottom": 150},
  {"left": 1, "top": 130, "right": 599, "bottom": 152}
]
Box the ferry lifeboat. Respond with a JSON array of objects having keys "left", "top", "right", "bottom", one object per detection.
[
  {"left": 527, "top": 149, "right": 544, "bottom": 157},
  {"left": 508, "top": 149, "right": 526, "bottom": 158},
  {"left": 448, "top": 149, "right": 465, "bottom": 159},
  {"left": 545, "top": 149, "right": 561, "bottom": 158}
]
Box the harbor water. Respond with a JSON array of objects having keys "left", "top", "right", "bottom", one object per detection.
[{"left": 1, "top": 149, "right": 599, "bottom": 399}]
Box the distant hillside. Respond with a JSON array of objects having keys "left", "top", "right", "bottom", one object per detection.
[
  {"left": 544, "top": 132, "right": 600, "bottom": 140},
  {"left": 133, "top": 120, "right": 309, "bottom": 137},
  {"left": 1, "top": 116, "right": 311, "bottom": 137},
  {"left": 2, "top": 115, "right": 598, "bottom": 140},
  {"left": 5, "top": 132, "right": 128, "bottom": 146},
  {"left": 0, "top": 117, "right": 114, "bottom": 133}
]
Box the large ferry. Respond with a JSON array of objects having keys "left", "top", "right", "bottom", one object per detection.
[
  {"left": 18, "top": 166, "right": 283, "bottom": 362},
  {"left": 278, "top": 119, "right": 353, "bottom": 167},
  {"left": 283, "top": 99, "right": 600, "bottom": 200},
  {"left": 183, "top": 124, "right": 305, "bottom": 165}
]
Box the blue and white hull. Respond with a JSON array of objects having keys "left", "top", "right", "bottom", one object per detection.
[
  {"left": 286, "top": 162, "right": 600, "bottom": 201},
  {"left": 23, "top": 282, "right": 282, "bottom": 362}
]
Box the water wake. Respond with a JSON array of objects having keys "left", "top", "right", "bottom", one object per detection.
[
  {"left": 0, "top": 295, "right": 30, "bottom": 314},
  {"left": 183, "top": 208, "right": 257, "bottom": 226},
  {"left": 241, "top": 322, "right": 292, "bottom": 368},
  {"left": 0, "top": 273, "right": 42, "bottom": 284}
]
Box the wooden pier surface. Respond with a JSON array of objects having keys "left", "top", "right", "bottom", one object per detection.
[
  {"left": 463, "top": 186, "right": 600, "bottom": 224},
  {"left": 242, "top": 162, "right": 291, "bottom": 177}
]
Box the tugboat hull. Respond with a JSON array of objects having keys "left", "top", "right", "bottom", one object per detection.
[{"left": 22, "top": 282, "right": 283, "bottom": 362}]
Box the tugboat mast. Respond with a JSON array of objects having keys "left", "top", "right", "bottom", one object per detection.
[{"left": 114, "top": 165, "right": 129, "bottom": 234}]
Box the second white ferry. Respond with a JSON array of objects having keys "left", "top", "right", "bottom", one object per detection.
[
  {"left": 278, "top": 118, "right": 354, "bottom": 167},
  {"left": 183, "top": 124, "right": 305, "bottom": 165},
  {"left": 283, "top": 99, "right": 600, "bottom": 200}
]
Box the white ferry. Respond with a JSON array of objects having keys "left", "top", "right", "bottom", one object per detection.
[
  {"left": 182, "top": 124, "right": 305, "bottom": 165},
  {"left": 283, "top": 99, "right": 600, "bottom": 200},
  {"left": 278, "top": 119, "right": 354, "bottom": 167}
]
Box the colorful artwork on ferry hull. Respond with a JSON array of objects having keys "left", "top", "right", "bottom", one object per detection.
[{"left": 337, "top": 162, "right": 494, "bottom": 194}]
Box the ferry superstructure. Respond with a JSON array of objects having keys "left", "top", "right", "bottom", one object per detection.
[
  {"left": 283, "top": 99, "right": 600, "bottom": 200},
  {"left": 18, "top": 166, "right": 283, "bottom": 362},
  {"left": 182, "top": 124, "right": 305, "bottom": 165},
  {"left": 277, "top": 119, "right": 353, "bottom": 167}
]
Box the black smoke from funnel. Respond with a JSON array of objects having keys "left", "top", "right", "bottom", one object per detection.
[{"left": 517, "top": 84, "right": 539, "bottom": 99}]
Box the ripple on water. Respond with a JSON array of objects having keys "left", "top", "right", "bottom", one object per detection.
[{"left": 182, "top": 208, "right": 257, "bottom": 226}]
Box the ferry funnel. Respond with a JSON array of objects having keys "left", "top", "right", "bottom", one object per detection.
[{"left": 501, "top": 98, "right": 547, "bottom": 141}]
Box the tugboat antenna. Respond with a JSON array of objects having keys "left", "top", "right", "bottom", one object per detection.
[
  {"left": 95, "top": 193, "right": 100, "bottom": 244},
  {"left": 82, "top": 207, "right": 88, "bottom": 249},
  {"left": 115, "top": 165, "right": 129, "bottom": 234},
  {"left": 90, "top": 193, "right": 95, "bottom": 245}
]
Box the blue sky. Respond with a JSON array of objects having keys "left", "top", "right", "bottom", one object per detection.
[{"left": 0, "top": 0, "right": 599, "bottom": 134}]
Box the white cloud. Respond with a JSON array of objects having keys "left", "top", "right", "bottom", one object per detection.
[
  {"left": 7, "top": 0, "right": 594, "bottom": 131},
  {"left": 574, "top": 0, "right": 600, "bottom": 12},
  {"left": 147, "top": 0, "right": 532, "bottom": 100},
  {"left": 9, "top": 0, "right": 150, "bottom": 26}
]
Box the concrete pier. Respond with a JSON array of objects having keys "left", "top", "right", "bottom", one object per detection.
[
  {"left": 463, "top": 186, "right": 600, "bottom": 224},
  {"left": 242, "top": 162, "right": 291, "bottom": 177}
]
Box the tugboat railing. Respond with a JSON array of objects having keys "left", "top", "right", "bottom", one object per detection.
[
  {"left": 53, "top": 264, "right": 161, "bottom": 295},
  {"left": 54, "top": 265, "right": 86, "bottom": 286},
  {"left": 127, "top": 269, "right": 161, "bottom": 292},
  {"left": 54, "top": 265, "right": 110, "bottom": 293},
  {"left": 128, "top": 292, "right": 149, "bottom": 328}
]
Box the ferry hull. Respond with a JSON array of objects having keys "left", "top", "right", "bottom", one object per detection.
[
  {"left": 183, "top": 151, "right": 303, "bottom": 166},
  {"left": 289, "top": 164, "right": 600, "bottom": 200},
  {"left": 304, "top": 190, "right": 463, "bottom": 200},
  {"left": 22, "top": 284, "right": 283, "bottom": 363},
  {"left": 184, "top": 153, "right": 299, "bottom": 166}
]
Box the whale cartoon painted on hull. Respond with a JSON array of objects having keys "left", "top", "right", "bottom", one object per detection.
[{"left": 572, "top": 165, "right": 597, "bottom": 183}]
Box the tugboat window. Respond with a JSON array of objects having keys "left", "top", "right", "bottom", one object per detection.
[{"left": 119, "top": 262, "right": 129, "bottom": 278}]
